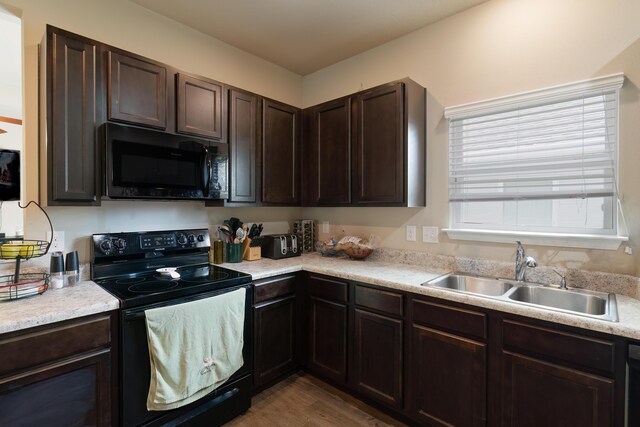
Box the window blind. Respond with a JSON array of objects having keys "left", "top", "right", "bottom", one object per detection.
[{"left": 447, "top": 76, "right": 623, "bottom": 203}]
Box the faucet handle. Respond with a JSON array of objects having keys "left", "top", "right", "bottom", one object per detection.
[{"left": 553, "top": 269, "right": 567, "bottom": 289}]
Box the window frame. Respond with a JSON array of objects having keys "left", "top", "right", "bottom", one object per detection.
[{"left": 443, "top": 73, "right": 628, "bottom": 250}]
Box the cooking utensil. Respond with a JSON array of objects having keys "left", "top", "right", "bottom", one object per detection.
[
  {"left": 248, "top": 224, "right": 258, "bottom": 239},
  {"left": 218, "top": 225, "right": 233, "bottom": 243},
  {"left": 156, "top": 267, "right": 180, "bottom": 279}
]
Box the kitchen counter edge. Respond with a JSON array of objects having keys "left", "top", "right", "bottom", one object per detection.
[{"left": 0, "top": 280, "right": 120, "bottom": 334}]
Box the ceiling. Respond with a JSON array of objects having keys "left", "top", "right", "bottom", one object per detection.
[{"left": 130, "top": 0, "right": 488, "bottom": 75}]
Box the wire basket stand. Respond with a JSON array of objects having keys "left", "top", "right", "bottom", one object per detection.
[{"left": 0, "top": 201, "right": 53, "bottom": 300}]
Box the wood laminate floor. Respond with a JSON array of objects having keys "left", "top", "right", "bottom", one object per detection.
[{"left": 226, "top": 373, "right": 408, "bottom": 427}]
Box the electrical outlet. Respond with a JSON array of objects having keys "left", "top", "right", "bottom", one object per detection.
[
  {"left": 422, "top": 226, "right": 439, "bottom": 243},
  {"left": 322, "top": 221, "right": 329, "bottom": 233},
  {"left": 406, "top": 225, "right": 417, "bottom": 242},
  {"left": 47, "top": 231, "right": 65, "bottom": 252}
]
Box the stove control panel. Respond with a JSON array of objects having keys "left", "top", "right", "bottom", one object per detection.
[
  {"left": 141, "top": 233, "right": 177, "bottom": 250},
  {"left": 92, "top": 229, "right": 210, "bottom": 260}
]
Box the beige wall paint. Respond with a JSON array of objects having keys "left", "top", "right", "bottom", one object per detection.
[
  {"left": 303, "top": 0, "right": 640, "bottom": 276},
  {"left": 2, "top": 0, "right": 303, "bottom": 266},
  {"left": 6, "top": 0, "right": 640, "bottom": 277}
]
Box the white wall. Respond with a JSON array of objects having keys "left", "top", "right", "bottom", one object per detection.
[
  {"left": 302, "top": 0, "right": 640, "bottom": 276},
  {"left": 0, "top": 7, "right": 22, "bottom": 238}
]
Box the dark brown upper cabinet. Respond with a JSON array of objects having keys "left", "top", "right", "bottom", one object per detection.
[
  {"left": 176, "top": 73, "right": 225, "bottom": 140},
  {"left": 353, "top": 79, "right": 425, "bottom": 207},
  {"left": 228, "top": 88, "right": 259, "bottom": 204},
  {"left": 303, "top": 97, "right": 352, "bottom": 206},
  {"left": 108, "top": 51, "right": 167, "bottom": 129},
  {"left": 303, "top": 78, "right": 426, "bottom": 207},
  {"left": 261, "top": 99, "right": 301, "bottom": 205},
  {"left": 41, "top": 26, "right": 100, "bottom": 206}
]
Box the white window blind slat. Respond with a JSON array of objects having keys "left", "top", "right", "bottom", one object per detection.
[
  {"left": 449, "top": 96, "right": 617, "bottom": 125},
  {"left": 451, "top": 122, "right": 613, "bottom": 148}
]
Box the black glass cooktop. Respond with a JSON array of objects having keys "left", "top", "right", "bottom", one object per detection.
[{"left": 94, "top": 264, "right": 251, "bottom": 308}]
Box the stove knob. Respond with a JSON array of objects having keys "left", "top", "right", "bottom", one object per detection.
[
  {"left": 114, "top": 238, "right": 127, "bottom": 251},
  {"left": 177, "top": 234, "right": 187, "bottom": 246},
  {"left": 99, "top": 239, "right": 112, "bottom": 253},
  {"left": 197, "top": 233, "right": 205, "bottom": 242},
  {"left": 188, "top": 234, "right": 196, "bottom": 244}
]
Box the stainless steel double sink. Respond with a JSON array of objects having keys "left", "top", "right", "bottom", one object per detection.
[{"left": 422, "top": 273, "right": 618, "bottom": 322}]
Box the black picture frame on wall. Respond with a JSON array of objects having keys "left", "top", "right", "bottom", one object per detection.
[{"left": 0, "top": 149, "right": 20, "bottom": 201}]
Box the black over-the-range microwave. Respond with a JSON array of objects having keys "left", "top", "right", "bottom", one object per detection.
[{"left": 104, "top": 123, "right": 228, "bottom": 200}]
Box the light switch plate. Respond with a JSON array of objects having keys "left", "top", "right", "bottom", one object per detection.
[
  {"left": 47, "top": 231, "right": 65, "bottom": 252},
  {"left": 322, "top": 221, "right": 329, "bottom": 233},
  {"left": 422, "top": 226, "right": 439, "bottom": 243},
  {"left": 406, "top": 225, "right": 417, "bottom": 242}
]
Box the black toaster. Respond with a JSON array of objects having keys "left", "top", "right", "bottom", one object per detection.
[{"left": 259, "top": 234, "right": 301, "bottom": 259}]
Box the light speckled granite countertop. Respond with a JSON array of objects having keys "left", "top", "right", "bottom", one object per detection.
[
  {"left": 3, "top": 253, "right": 640, "bottom": 340},
  {"left": 0, "top": 281, "right": 119, "bottom": 334},
  {"left": 221, "top": 253, "right": 640, "bottom": 341}
]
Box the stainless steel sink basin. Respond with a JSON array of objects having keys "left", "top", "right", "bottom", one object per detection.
[
  {"left": 422, "top": 273, "right": 618, "bottom": 322},
  {"left": 425, "top": 273, "right": 514, "bottom": 297},
  {"left": 506, "top": 285, "right": 618, "bottom": 321}
]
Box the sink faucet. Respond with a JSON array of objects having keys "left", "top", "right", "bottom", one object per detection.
[
  {"left": 515, "top": 241, "right": 537, "bottom": 282},
  {"left": 553, "top": 269, "right": 568, "bottom": 289}
]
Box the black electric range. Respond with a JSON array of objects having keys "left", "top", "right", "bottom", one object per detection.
[
  {"left": 91, "top": 228, "right": 251, "bottom": 308},
  {"left": 91, "top": 228, "right": 253, "bottom": 427}
]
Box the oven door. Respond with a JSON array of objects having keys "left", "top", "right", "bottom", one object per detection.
[
  {"left": 119, "top": 284, "right": 252, "bottom": 427},
  {"left": 105, "top": 123, "right": 228, "bottom": 200}
]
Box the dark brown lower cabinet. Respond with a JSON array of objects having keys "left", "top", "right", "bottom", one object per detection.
[
  {"left": 297, "top": 274, "right": 625, "bottom": 427},
  {"left": 308, "top": 296, "right": 348, "bottom": 384},
  {"left": 501, "top": 351, "right": 613, "bottom": 427},
  {"left": 0, "top": 349, "right": 111, "bottom": 427},
  {"left": 353, "top": 308, "right": 403, "bottom": 409},
  {"left": 0, "top": 313, "right": 114, "bottom": 427},
  {"left": 500, "top": 318, "right": 619, "bottom": 427},
  {"left": 254, "top": 295, "right": 298, "bottom": 388},
  {"left": 411, "top": 324, "right": 486, "bottom": 426},
  {"left": 253, "top": 274, "right": 300, "bottom": 390}
]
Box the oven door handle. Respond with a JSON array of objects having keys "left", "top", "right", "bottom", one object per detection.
[
  {"left": 123, "top": 283, "right": 252, "bottom": 322},
  {"left": 124, "top": 311, "right": 146, "bottom": 321}
]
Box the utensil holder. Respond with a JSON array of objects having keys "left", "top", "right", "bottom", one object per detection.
[
  {"left": 226, "top": 243, "right": 243, "bottom": 263},
  {"left": 242, "top": 238, "right": 261, "bottom": 261}
]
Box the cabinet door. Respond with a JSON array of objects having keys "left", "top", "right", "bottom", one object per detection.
[
  {"left": 177, "top": 73, "right": 225, "bottom": 139},
  {"left": 48, "top": 30, "right": 97, "bottom": 204},
  {"left": 262, "top": 99, "right": 301, "bottom": 205},
  {"left": 254, "top": 295, "right": 297, "bottom": 389},
  {"left": 353, "top": 309, "right": 402, "bottom": 408},
  {"left": 0, "top": 349, "right": 111, "bottom": 427},
  {"left": 306, "top": 98, "right": 351, "bottom": 205},
  {"left": 308, "top": 297, "right": 348, "bottom": 384},
  {"left": 229, "top": 89, "right": 259, "bottom": 203},
  {"left": 501, "top": 351, "right": 613, "bottom": 427},
  {"left": 411, "top": 324, "right": 486, "bottom": 427},
  {"left": 108, "top": 51, "right": 167, "bottom": 129},
  {"left": 353, "top": 83, "right": 404, "bottom": 204}
]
